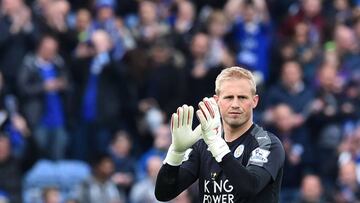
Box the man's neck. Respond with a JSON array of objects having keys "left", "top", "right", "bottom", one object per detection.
[{"left": 223, "top": 121, "right": 253, "bottom": 142}]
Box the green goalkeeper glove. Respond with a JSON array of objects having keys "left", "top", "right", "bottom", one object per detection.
[
  {"left": 164, "top": 104, "right": 201, "bottom": 166},
  {"left": 197, "top": 97, "right": 230, "bottom": 162}
]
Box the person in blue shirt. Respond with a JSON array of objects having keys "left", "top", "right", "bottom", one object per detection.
[{"left": 18, "top": 35, "right": 70, "bottom": 160}]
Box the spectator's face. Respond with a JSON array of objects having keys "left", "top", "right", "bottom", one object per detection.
[
  {"left": 339, "top": 161, "right": 358, "bottom": 186},
  {"left": 177, "top": 1, "right": 194, "bottom": 21},
  {"left": 44, "top": 189, "right": 61, "bottom": 203},
  {"left": 112, "top": 134, "right": 131, "bottom": 157},
  {"left": 301, "top": 175, "right": 323, "bottom": 202},
  {"left": 139, "top": 1, "right": 157, "bottom": 24},
  {"left": 55, "top": 0, "right": 70, "bottom": 16},
  {"left": 76, "top": 9, "right": 91, "bottom": 31},
  {"left": 190, "top": 34, "right": 209, "bottom": 58},
  {"left": 281, "top": 62, "right": 302, "bottom": 88},
  {"left": 294, "top": 22, "right": 309, "bottom": 43},
  {"left": 335, "top": 25, "right": 357, "bottom": 52},
  {"left": 146, "top": 156, "right": 162, "bottom": 181},
  {"left": 303, "top": 0, "right": 322, "bottom": 18},
  {"left": 91, "top": 30, "right": 112, "bottom": 53},
  {"left": 1, "top": 0, "right": 22, "bottom": 14},
  {"left": 96, "top": 158, "right": 115, "bottom": 179},
  {"left": 154, "top": 125, "right": 171, "bottom": 150},
  {"left": 280, "top": 43, "right": 296, "bottom": 60},
  {"left": 46, "top": 0, "right": 69, "bottom": 20},
  {"left": 216, "top": 78, "right": 258, "bottom": 129},
  {"left": 38, "top": 37, "right": 58, "bottom": 61},
  {"left": 295, "top": 22, "right": 309, "bottom": 35},
  {"left": 151, "top": 46, "right": 170, "bottom": 64},
  {"left": 243, "top": 5, "right": 255, "bottom": 22},
  {"left": 97, "top": 6, "right": 113, "bottom": 22},
  {"left": 334, "top": 0, "right": 349, "bottom": 11},
  {"left": 208, "top": 15, "right": 228, "bottom": 38},
  {"left": 0, "top": 136, "right": 10, "bottom": 162},
  {"left": 318, "top": 64, "right": 337, "bottom": 90},
  {"left": 273, "top": 104, "right": 294, "bottom": 133}
]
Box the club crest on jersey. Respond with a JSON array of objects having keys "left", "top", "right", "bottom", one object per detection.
[
  {"left": 249, "top": 148, "right": 270, "bottom": 164},
  {"left": 234, "top": 144, "right": 244, "bottom": 158},
  {"left": 210, "top": 172, "right": 217, "bottom": 181}
]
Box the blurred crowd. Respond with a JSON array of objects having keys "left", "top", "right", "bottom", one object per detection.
[{"left": 0, "top": 0, "right": 360, "bottom": 202}]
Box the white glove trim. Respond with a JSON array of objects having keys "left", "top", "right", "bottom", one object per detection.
[{"left": 164, "top": 144, "right": 186, "bottom": 166}]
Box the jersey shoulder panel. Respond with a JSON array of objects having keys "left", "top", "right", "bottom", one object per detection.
[{"left": 248, "top": 124, "right": 285, "bottom": 180}]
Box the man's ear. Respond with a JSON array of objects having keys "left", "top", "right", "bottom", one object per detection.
[{"left": 252, "top": 94, "right": 259, "bottom": 108}]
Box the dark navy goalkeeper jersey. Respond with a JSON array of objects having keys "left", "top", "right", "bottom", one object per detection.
[{"left": 155, "top": 124, "right": 285, "bottom": 203}]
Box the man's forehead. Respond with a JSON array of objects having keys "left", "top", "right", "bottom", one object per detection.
[{"left": 219, "top": 79, "right": 252, "bottom": 92}]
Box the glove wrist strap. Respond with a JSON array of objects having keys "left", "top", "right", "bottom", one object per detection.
[
  {"left": 207, "top": 137, "right": 230, "bottom": 162},
  {"left": 164, "top": 145, "right": 185, "bottom": 166}
]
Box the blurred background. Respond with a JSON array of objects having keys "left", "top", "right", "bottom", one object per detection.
[{"left": 0, "top": 0, "right": 359, "bottom": 202}]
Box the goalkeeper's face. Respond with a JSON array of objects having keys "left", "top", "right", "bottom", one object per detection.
[{"left": 215, "top": 78, "right": 258, "bottom": 129}]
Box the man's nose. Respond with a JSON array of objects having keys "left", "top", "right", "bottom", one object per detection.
[{"left": 230, "top": 99, "right": 240, "bottom": 108}]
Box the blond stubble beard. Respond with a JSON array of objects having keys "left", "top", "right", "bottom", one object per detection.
[{"left": 222, "top": 114, "right": 248, "bottom": 129}]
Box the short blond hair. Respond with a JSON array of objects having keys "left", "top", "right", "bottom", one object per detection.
[{"left": 215, "top": 66, "right": 257, "bottom": 95}]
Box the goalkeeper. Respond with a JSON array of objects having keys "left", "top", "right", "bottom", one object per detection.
[{"left": 155, "top": 66, "right": 285, "bottom": 203}]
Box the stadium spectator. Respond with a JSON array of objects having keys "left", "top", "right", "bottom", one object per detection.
[
  {"left": 130, "top": 155, "right": 163, "bottom": 203},
  {"left": 307, "top": 62, "right": 347, "bottom": 188},
  {"left": 334, "top": 160, "right": 360, "bottom": 202},
  {"left": 264, "top": 60, "right": 314, "bottom": 122},
  {"left": 184, "top": 32, "right": 223, "bottom": 110},
  {"left": 0, "top": 0, "right": 38, "bottom": 94},
  {"left": 137, "top": 123, "right": 171, "bottom": 180},
  {"left": 87, "top": 0, "right": 128, "bottom": 61},
  {"left": 205, "top": 10, "right": 234, "bottom": 68},
  {"left": 70, "top": 30, "right": 129, "bottom": 161},
  {"left": 0, "top": 133, "right": 37, "bottom": 203},
  {"left": 280, "top": 0, "right": 325, "bottom": 45},
  {"left": 130, "top": 0, "right": 170, "bottom": 48},
  {"left": 42, "top": 187, "right": 61, "bottom": 203},
  {"left": 109, "top": 130, "right": 136, "bottom": 199},
  {"left": 170, "top": 0, "right": 197, "bottom": 55},
  {"left": 142, "top": 38, "right": 187, "bottom": 119},
  {"left": 71, "top": 9, "right": 93, "bottom": 59},
  {"left": 229, "top": 0, "right": 271, "bottom": 81},
  {"left": 18, "top": 34, "right": 70, "bottom": 160},
  {"left": 267, "top": 104, "right": 312, "bottom": 203},
  {"left": 295, "top": 174, "right": 328, "bottom": 203},
  {"left": 77, "top": 153, "right": 125, "bottom": 203}
]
